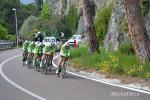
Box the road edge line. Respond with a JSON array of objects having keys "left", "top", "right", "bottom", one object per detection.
[
  {"left": 52, "top": 55, "right": 150, "bottom": 95},
  {"left": 0, "top": 55, "right": 47, "bottom": 100}
]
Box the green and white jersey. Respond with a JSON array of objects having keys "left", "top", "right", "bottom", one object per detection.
[
  {"left": 22, "top": 42, "right": 28, "bottom": 51},
  {"left": 60, "top": 44, "right": 70, "bottom": 57}
]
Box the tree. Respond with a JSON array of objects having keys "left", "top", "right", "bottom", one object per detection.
[
  {"left": 64, "top": 5, "right": 77, "bottom": 36},
  {"left": 59, "top": 0, "right": 67, "bottom": 17},
  {"left": 124, "top": 0, "right": 150, "bottom": 63},
  {"left": 81, "top": 0, "right": 100, "bottom": 54},
  {"left": 0, "top": 0, "right": 37, "bottom": 35},
  {"left": 0, "top": 24, "right": 8, "bottom": 40},
  {"left": 35, "top": 0, "right": 43, "bottom": 11},
  {"left": 20, "top": 15, "right": 40, "bottom": 39},
  {"left": 41, "top": 0, "right": 52, "bottom": 20}
]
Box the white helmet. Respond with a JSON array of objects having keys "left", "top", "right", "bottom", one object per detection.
[
  {"left": 47, "top": 43, "right": 51, "bottom": 47},
  {"left": 38, "top": 42, "right": 42, "bottom": 46},
  {"left": 51, "top": 42, "right": 55, "bottom": 47},
  {"left": 24, "top": 40, "right": 29, "bottom": 43},
  {"left": 65, "top": 42, "right": 70, "bottom": 47},
  {"left": 35, "top": 42, "right": 39, "bottom": 45},
  {"left": 37, "top": 31, "right": 41, "bottom": 34},
  {"left": 31, "top": 41, "right": 34, "bottom": 44}
]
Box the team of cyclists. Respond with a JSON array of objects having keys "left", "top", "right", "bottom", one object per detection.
[{"left": 22, "top": 38, "right": 70, "bottom": 78}]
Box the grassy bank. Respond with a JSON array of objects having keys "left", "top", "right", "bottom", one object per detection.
[{"left": 69, "top": 47, "right": 150, "bottom": 79}]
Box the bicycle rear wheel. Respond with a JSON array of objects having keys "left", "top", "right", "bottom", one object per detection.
[{"left": 60, "top": 66, "right": 66, "bottom": 79}]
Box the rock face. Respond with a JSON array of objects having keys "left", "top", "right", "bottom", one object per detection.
[
  {"left": 145, "top": 10, "right": 150, "bottom": 37},
  {"left": 65, "top": 0, "right": 76, "bottom": 15},
  {"left": 103, "top": 0, "right": 150, "bottom": 51},
  {"left": 47, "top": 0, "right": 150, "bottom": 51},
  {"left": 47, "top": 0, "right": 111, "bottom": 35},
  {"left": 103, "top": 0, "right": 125, "bottom": 51},
  {"left": 48, "top": 0, "right": 59, "bottom": 15}
]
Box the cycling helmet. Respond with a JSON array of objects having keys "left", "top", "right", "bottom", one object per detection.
[
  {"left": 24, "top": 40, "right": 28, "bottom": 43},
  {"left": 35, "top": 41, "right": 39, "bottom": 45},
  {"left": 37, "top": 31, "right": 41, "bottom": 34},
  {"left": 28, "top": 41, "right": 31, "bottom": 43},
  {"left": 65, "top": 42, "right": 70, "bottom": 47},
  {"left": 47, "top": 43, "right": 51, "bottom": 47},
  {"left": 39, "top": 42, "right": 44, "bottom": 47},
  {"left": 31, "top": 41, "right": 34, "bottom": 44},
  {"left": 51, "top": 42, "right": 55, "bottom": 47}
]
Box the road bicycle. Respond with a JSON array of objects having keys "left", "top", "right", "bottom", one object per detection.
[
  {"left": 22, "top": 51, "right": 28, "bottom": 66},
  {"left": 34, "top": 55, "right": 41, "bottom": 72},
  {"left": 60, "top": 62, "right": 66, "bottom": 79},
  {"left": 42, "top": 55, "right": 53, "bottom": 75},
  {"left": 27, "top": 52, "right": 33, "bottom": 69}
]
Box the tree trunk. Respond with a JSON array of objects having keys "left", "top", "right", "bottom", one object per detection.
[
  {"left": 81, "top": 0, "right": 100, "bottom": 54},
  {"left": 103, "top": 0, "right": 125, "bottom": 51},
  {"left": 59, "top": 0, "right": 67, "bottom": 17},
  {"left": 124, "top": 0, "right": 150, "bottom": 63}
]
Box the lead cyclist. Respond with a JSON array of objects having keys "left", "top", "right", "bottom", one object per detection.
[{"left": 56, "top": 42, "right": 70, "bottom": 77}]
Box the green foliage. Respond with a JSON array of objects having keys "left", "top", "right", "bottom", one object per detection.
[
  {"left": 118, "top": 18, "right": 128, "bottom": 33},
  {"left": 41, "top": 0, "right": 52, "bottom": 20},
  {"left": 141, "top": 0, "right": 150, "bottom": 16},
  {"left": 119, "top": 42, "right": 135, "bottom": 55},
  {"left": 0, "top": 0, "right": 37, "bottom": 35},
  {"left": 0, "top": 24, "right": 8, "bottom": 40},
  {"left": 70, "top": 47, "right": 150, "bottom": 79},
  {"left": 35, "top": 0, "right": 43, "bottom": 11},
  {"left": 70, "top": 47, "right": 100, "bottom": 70},
  {"left": 40, "top": 16, "right": 61, "bottom": 37},
  {"left": 94, "top": 3, "right": 113, "bottom": 45},
  {"left": 64, "top": 5, "right": 77, "bottom": 37},
  {"left": 20, "top": 15, "right": 40, "bottom": 40}
]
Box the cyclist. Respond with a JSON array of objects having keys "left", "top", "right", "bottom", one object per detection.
[
  {"left": 33, "top": 42, "right": 39, "bottom": 65},
  {"left": 40, "top": 43, "right": 56, "bottom": 68},
  {"left": 27, "top": 41, "right": 35, "bottom": 58},
  {"left": 49, "top": 42, "right": 56, "bottom": 66},
  {"left": 33, "top": 42, "right": 43, "bottom": 66},
  {"left": 22, "top": 40, "right": 29, "bottom": 61},
  {"left": 56, "top": 42, "right": 70, "bottom": 77},
  {"left": 27, "top": 41, "right": 35, "bottom": 65},
  {"left": 40, "top": 44, "right": 49, "bottom": 67}
]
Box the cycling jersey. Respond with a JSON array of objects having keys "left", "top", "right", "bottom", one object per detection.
[
  {"left": 60, "top": 44, "right": 70, "bottom": 57},
  {"left": 43, "top": 45, "right": 55, "bottom": 55},
  {"left": 22, "top": 42, "right": 28, "bottom": 51}
]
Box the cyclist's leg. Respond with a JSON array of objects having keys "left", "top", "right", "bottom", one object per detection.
[
  {"left": 33, "top": 53, "right": 37, "bottom": 66},
  {"left": 56, "top": 56, "right": 64, "bottom": 76},
  {"left": 22, "top": 51, "right": 25, "bottom": 61},
  {"left": 62, "top": 57, "right": 68, "bottom": 67},
  {"left": 49, "top": 54, "right": 53, "bottom": 66},
  {"left": 40, "top": 54, "right": 45, "bottom": 68},
  {"left": 23, "top": 50, "right": 28, "bottom": 61}
]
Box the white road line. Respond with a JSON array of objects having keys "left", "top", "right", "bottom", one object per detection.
[
  {"left": 0, "top": 55, "right": 47, "bottom": 100},
  {"left": 52, "top": 55, "right": 150, "bottom": 95}
]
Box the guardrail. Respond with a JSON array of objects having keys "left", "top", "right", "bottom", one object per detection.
[{"left": 0, "top": 40, "right": 15, "bottom": 51}]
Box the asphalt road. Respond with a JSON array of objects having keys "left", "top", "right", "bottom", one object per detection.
[{"left": 0, "top": 49, "right": 150, "bottom": 100}]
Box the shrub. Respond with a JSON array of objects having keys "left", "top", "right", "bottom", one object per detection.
[
  {"left": 20, "top": 15, "right": 40, "bottom": 40},
  {"left": 119, "top": 42, "right": 135, "bottom": 55},
  {"left": 94, "top": 3, "right": 113, "bottom": 45},
  {"left": 141, "top": 0, "right": 150, "bottom": 16},
  {"left": 0, "top": 24, "right": 8, "bottom": 40},
  {"left": 98, "top": 53, "right": 124, "bottom": 75},
  {"left": 64, "top": 5, "right": 77, "bottom": 37},
  {"left": 40, "top": 0, "right": 52, "bottom": 20}
]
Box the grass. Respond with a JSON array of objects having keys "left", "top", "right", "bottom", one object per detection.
[{"left": 69, "top": 47, "right": 150, "bottom": 79}]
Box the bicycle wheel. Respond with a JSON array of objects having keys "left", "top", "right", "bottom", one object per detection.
[
  {"left": 60, "top": 66, "right": 66, "bottom": 79},
  {"left": 44, "top": 65, "right": 48, "bottom": 75},
  {"left": 49, "top": 59, "right": 52, "bottom": 72},
  {"left": 22, "top": 52, "right": 26, "bottom": 66},
  {"left": 44, "top": 58, "right": 48, "bottom": 75}
]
